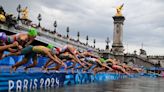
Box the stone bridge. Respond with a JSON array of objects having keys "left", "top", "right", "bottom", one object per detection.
[
  {"left": 147, "top": 56, "right": 164, "bottom": 67},
  {"left": 0, "top": 23, "right": 99, "bottom": 54},
  {"left": 1, "top": 19, "right": 163, "bottom": 68},
  {"left": 124, "top": 54, "right": 155, "bottom": 68},
  {"left": 99, "top": 51, "right": 156, "bottom": 68}
]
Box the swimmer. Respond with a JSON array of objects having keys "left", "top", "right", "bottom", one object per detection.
[
  {"left": 103, "top": 59, "right": 130, "bottom": 75},
  {"left": 4, "top": 45, "right": 65, "bottom": 72},
  {"left": 0, "top": 32, "right": 19, "bottom": 59},
  {"left": 56, "top": 45, "right": 84, "bottom": 66},
  {"left": 43, "top": 45, "right": 85, "bottom": 70},
  {"left": 81, "top": 49, "right": 99, "bottom": 59},
  {"left": 76, "top": 49, "right": 107, "bottom": 73},
  {"left": 81, "top": 57, "right": 112, "bottom": 74},
  {"left": 121, "top": 62, "right": 142, "bottom": 73},
  {"left": 6, "top": 28, "right": 37, "bottom": 47},
  {"left": 45, "top": 52, "right": 77, "bottom": 73},
  {"left": 93, "top": 58, "right": 113, "bottom": 73}
]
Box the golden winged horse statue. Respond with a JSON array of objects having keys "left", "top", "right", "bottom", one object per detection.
[{"left": 116, "top": 4, "right": 124, "bottom": 16}]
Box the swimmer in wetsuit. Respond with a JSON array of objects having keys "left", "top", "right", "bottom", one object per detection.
[
  {"left": 59, "top": 52, "right": 92, "bottom": 73},
  {"left": 45, "top": 52, "right": 77, "bottom": 73},
  {"left": 4, "top": 45, "right": 65, "bottom": 72},
  {"left": 96, "top": 58, "right": 130, "bottom": 75},
  {"left": 43, "top": 45, "right": 85, "bottom": 71},
  {"left": 56, "top": 45, "right": 84, "bottom": 66},
  {"left": 92, "top": 58, "right": 113, "bottom": 73},
  {"left": 0, "top": 32, "right": 19, "bottom": 59},
  {"left": 6, "top": 28, "right": 37, "bottom": 47},
  {"left": 121, "top": 62, "right": 142, "bottom": 73},
  {"left": 78, "top": 50, "right": 112, "bottom": 73},
  {"left": 83, "top": 57, "right": 113, "bottom": 74}
]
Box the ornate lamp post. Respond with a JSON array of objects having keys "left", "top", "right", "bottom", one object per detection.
[
  {"left": 0, "top": 6, "right": 5, "bottom": 14},
  {"left": 77, "top": 31, "right": 80, "bottom": 41},
  {"left": 86, "top": 35, "right": 89, "bottom": 45},
  {"left": 134, "top": 50, "right": 137, "bottom": 55},
  {"left": 66, "top": 27, "right": 69, "bottom": 38},
  {"left": 53, "top": 20, "right": 57, "bottom": 33},
  {"left": 37, "top": 13, "right": 42, "bottom": 27},
  {"left": 17, "top": 4, "right": 21, "bottom": 20},
  {"left": 105, "top": 37, "right": 110, "bottom": 50},
  {"left": 93, "top": 39, "right": 96, "bottom": 48}
]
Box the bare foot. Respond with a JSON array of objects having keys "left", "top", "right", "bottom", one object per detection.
[
  {"left": 42, "top": 67, "right": 48, "bottom": 73},
  {"left": 12, "top": 66, "right": 17, "bottom": 72},
  {"left": 10, "top": 66, "right": 17, "bottom": 74},
  {"left": 24, "top": 67, "right": 28, "bottom": 73},
  {"left": 42, "top": 66, "right": 46, "bottom": 70}
]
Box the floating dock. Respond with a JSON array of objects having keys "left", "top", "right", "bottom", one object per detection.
[
  {"left": 0, "top": 66, "right": 142, "bottom": 91},
  {"left": 0, "top": 56, "right": 142, "bottom": 91}
]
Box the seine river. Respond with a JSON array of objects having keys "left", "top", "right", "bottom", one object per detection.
[{"left": 36, "top": 77, "right": 164, "bottom": 92}]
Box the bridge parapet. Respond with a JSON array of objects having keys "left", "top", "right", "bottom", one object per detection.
[
  {"left": 148, "top": 55, "right": 164, "bottom": 59},
  {"left": 124, "top": 54, "right": 154, "bottom": 68},
  {"left": 0, "top": 23, "right": 99, "bottom": 53}
]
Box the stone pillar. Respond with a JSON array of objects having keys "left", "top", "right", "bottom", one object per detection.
[
  {"left": 112, "top": 16, "right": 125, "bottom": 62},
  {"left": 112, "top": 16, "right": 125, "bottom": 54}
]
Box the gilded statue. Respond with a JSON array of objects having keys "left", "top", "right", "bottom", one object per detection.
[
  {"left": 21, "top": 7, "right": 29, "bottom": 20},
  {"left": 116, "top": 4, "right": 124, "bottom": 16}
]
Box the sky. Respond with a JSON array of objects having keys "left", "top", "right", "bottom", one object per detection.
[{"left": 1, "top": 0, "right": 164, "bottom": 55}]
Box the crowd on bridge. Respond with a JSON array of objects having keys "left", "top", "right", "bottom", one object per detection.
[{"left": 0, "top": 27, "right": 143, "bottom": 75}]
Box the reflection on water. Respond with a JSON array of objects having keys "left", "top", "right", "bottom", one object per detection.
[{"left": 36, "top": 77, "right": 164, "bottom": 92}]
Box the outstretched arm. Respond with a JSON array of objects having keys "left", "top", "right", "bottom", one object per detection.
[
  {"left": 105, "top": 59, "right": 116, "bottom": 65},
  {"left": 43, "top": 59, "right": 54, "bottom": 69},
  {"left": 7, "top": 45, "right": 22, "bottom": 53},
  {"left": 96, "top": 59, "right": 112, "bottom": 70},
  {"left": 87, "top": 53, "right": 99, "bottom": 58},
  {"left": 0, "top": 41, "right": 18, "bottom": 51},
  {"left": 45, "top": 51, "right": 61, "bottom": 65},
  {"left": 25, "top": 39, "right": 34, "bottom": 47},
  {"left": 7, "top": 48, "right": 18, "bottom": 53}
]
